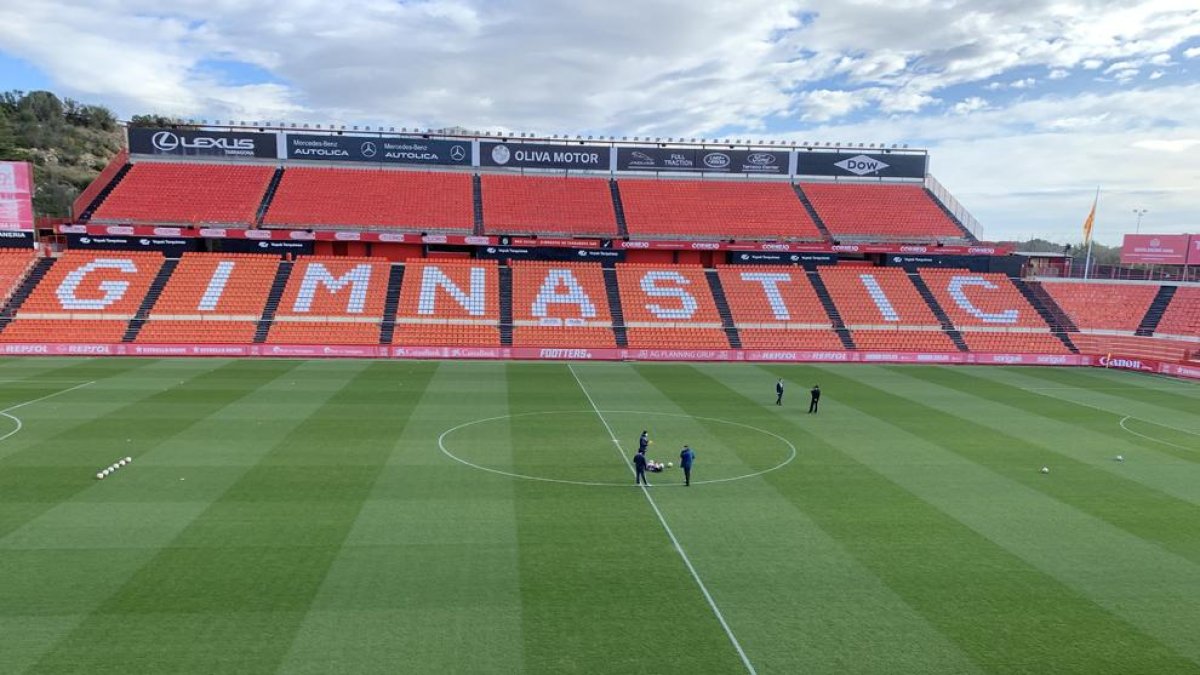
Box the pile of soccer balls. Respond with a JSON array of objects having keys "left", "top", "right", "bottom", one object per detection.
[{"left": 96, "top": 457, "right": 132, "bottom": 479}]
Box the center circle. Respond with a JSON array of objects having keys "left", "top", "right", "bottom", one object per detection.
[{"left": 438, "top": 410, "right": 797, "bottom": 487}]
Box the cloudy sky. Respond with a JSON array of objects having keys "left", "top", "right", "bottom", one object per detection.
[{"left": 1, "top": 0, "right": 1197, "bottom": 244}]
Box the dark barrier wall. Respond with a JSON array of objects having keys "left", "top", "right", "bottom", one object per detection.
[
  {"left": 726, "top": 251, "right": 838, "bottom": 266},
  {"left": 617, "top": 148, "right": 789, "bottom": 175},
  {"left": 285, "top": 134, "right": 471, "bottom": 166},
  {"left": 880, "top": 254, "right": 1029, "bottom": 274},
  {"left": 0, "top": 230, "right": 35, "bottom": 248},
  {"left": 67, "top": 233, "right": 200, "bottom": 257},
  {"left": 478, "top": 246, "right": 626, "bottom": 264},
  {"left": 480, "top": 142, "right": 610, "bottom": 171},
  {"left": 796, "top": 151, "right": 927, "bottom": 179},
  {"left": 128, "top": 128, "right": 277, "bottom": 159},
  {"left": 214, "top": 239, "right": 315, "bottom": 255}
]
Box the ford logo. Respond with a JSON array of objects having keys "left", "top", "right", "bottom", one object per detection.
[
  {"left": 746, "top": 153, "right": 775, "bottom": 165},
  {"left": 703, "top": 152, "right": 731, "bottom": 168}
]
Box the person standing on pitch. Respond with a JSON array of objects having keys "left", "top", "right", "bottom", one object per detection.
[
  {"left": 633, "top": 448, "right": 649, "bottom": 486},
  {"left": 809, "top": 384, "right": 821, "bottom": 414},
  {"left": 680, "top": 445, "right": 695, "bottom": 486},
  {"left": 638, "top": 430, "right": 650, "bottom": 453},
  {"left": 775, "top": 378, "right": 785, "bottom": 406}
]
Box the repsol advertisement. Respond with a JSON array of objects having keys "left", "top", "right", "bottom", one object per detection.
[
  {"left": 727, "top": 251, "right": 837, "bottom": 266},
  {"left": 795, "top": 151, "right": 927, "bottom": 179},
  {"left": 213, "top": 239, "right": 315, "bottom": 256},
  {"left": 617, "top": 148, "right": 789, "bottom": 175},
  {"left": 477, "top": 246, "right": 626, "bottom": 264},
  {"left": 0, "top": 230, "right": 35, "bottom": 248},
  {"left": 128, "top": 128, "right": 277, "bottom": 159},
  {"left": 480, "top": 142, "right": 610, "bottom": 171},
  {"left": 285, "top": 134, "right": 471, "bottom": 166},
  {"left": 67, "top": 233, "right": 199, "bottom": 257}
]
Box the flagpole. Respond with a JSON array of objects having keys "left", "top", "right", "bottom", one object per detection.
[{"left": 1083, "top": 239, "right": 1093, "bottom": 279}]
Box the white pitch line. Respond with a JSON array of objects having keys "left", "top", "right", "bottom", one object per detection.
[
  {"left": 1119, "top": 416, "right": 1200, "bottom": 452},
  {"left": 568, "top": 364, "right": 757, "bottom": 675},
  {"left": 0, "top": 381, "right": 96, "bottom": 443}
]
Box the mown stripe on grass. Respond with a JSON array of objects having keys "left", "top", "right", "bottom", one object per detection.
[
  {"left": 27, "top": 361, "right": 438, "bottom": 675},
  {"left": 508, "top": 362, "right": 748, "bottom": 675},
  {"left": 1006, "top": 366, "right": 1200, "bottom": 425},
  {"left": 648, "top": 363, "right": 1199, "bottom": 674}
]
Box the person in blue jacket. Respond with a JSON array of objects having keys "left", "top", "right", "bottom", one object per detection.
[
  {"left": 633, "top": 448, "right": 649, "bottom": 486},
  {"left": 679, "top": 445, "right": 695, "bottom": 486},
  {"left": 638, "top": 430, "right": 650, "bottom": 453}
]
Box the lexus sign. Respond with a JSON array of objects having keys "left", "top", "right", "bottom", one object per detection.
[{"left": 129, "top": 127, "right": 277, "bottom": 159}]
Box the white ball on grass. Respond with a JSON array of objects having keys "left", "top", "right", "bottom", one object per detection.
[
  {"left": 1116, "top": 455, "right": 1124, "bottom": 462},
  {"left": 96, "top": 473, "right": 104, "bottom": 480},
  {"left": 667, "top": 462, "right": 673, "bottom": 468},
  {"left": 125, "top": 457, "right": 132, "bottom": 463},
  {"left": 1040, "top": 466, "right": 1049, "bottom": 474}
]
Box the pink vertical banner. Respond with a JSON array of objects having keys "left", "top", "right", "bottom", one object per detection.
[{"left": 0, "top": 161, "right": 35, "bottom": 230}]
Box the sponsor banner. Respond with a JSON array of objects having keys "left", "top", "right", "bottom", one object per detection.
[
  {"left": 216, "top": 238, "right": 315, "bottom": 255},
  {"left": 1190, "top": 236, "right": 1200, "bottom": 265},
  {"left": 477, "top": 246, "right": 625, "bottom": 263},
  {"left": 392, "top": 346, "right": 509, "bottom": 359},
  {"left": 285, "top": 134, "right": 470, "bottom": 166},
  {"left": 128, "top": 127, "right": 276, "bottom": 159},
  {"left": 480, "top": 142, "right": 610, "bottom": 171},
  {"left": 1097, "top": 354, "right": 1157, "bottom": 372},
  {"left": 0, "top": 161, "right": 35, "bottom": 230},
  {"left": 795, "top": 151, "right": 927, "bottom": 179},
  {"left": 66, "top": 233, "right": 199, "bottom": 256},
  {"left": 1159, "top": 362, "right": 1200, "bottom": 380},
  {"left": 1120, "top": 234, "right": 1192, "bottom": 265},
  {"left": 616, "top": 147, "right": 788, "bottom": 174},
  {"left": 0, "top": 229, "right": 35, "bottom": 248},
  {"left": 727, "top": 251, "right": 837, "bottom": 265},
  {"left": 882, "top": 254, "right": 993, "bottom": 272},
  {"left": 0, "top": 343, "right": 118, "bottom": 356},
  {"left": 505, "top": 237, "right": 601, "bottom": 248}
]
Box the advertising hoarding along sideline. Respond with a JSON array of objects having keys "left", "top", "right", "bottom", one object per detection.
[
  {"left": 0, "top": 161, "right": 35, "bottom": 230},
  {"left": 285, "top": 134, "right": 471, "bottom": 166},
  {"left": 616, "top": 147, "right": 789, "bottom": 175},
  {"left": 479, "top": 141, "right": 610, "bottom": 170},
  {"left": 128, "top": 127, "right": 277, "bottom": 159},
  {"left": 1120, "top": 234, "right": 1191, "bottom": 265},
  {"left": 795, "top": 151, "right": 927, "bottom": 179},
  {"left": 1187, "top": 236, "right": 1200, "bottom": 265}
]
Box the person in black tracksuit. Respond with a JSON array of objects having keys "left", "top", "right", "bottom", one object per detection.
[
  {"left": 809, "top": 385, "right": 821, "bottom": 414},
  {"left": 775, "top": 379, "right": 785, "bottom": 406},
  {"left": 633, "top": 449, "right": 649, "bottom": 485},
  {"left": 638, "top": 431, "right": 649, "bottom": 453}
]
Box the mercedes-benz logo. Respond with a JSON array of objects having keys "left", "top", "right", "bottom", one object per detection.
[
  {"left": 361, "top": 141, "right": 378, "bottom": 158},
  {"left": 450, "top": 145, "right": 467, "bottom": 161}
]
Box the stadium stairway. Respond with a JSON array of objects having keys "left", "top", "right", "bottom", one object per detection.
[
  {"left": 253, "top": 261, "right": 292, "bottom": 343},
  {"left": 472, "top": 175, "right": 485, "bottom": 236},
  {"left": 379, "top": 264, "right": 405, "bottom": 345},
  {"left": 609, "top": 180, "right": 630, "bottom": 239},
  {"left": 122, "top": 258, "right": 180, "bottom": 342},
  {"left": 792, "top": 185, "right": 832, "bottom": 240},
  {"left": 1011, "top": 278, "right": 1079, "bottom": 353},
  {"left": 78, "top": 163, "right": 132, "bottom": 222},
  {"left": 1135, "top": 285, "right": 1178, "bottom": 337},
  {"left": 924, "top": 187, "right": 979, "bottom": 243},
  {"left": 908, "top": 272, "right": 969, "bottom": 352},
  {"left": 0, "top": 257, "right": 55, "bottom": 331},
  {"left": 499, "top": 265, "right": 514, "bottom": 346},
  {"left": 255, "top": 168, "right": 285, "bottom": 227},
  {"left": 704, "top": 270, "right": 742, "bottom": 349},
  {"left": 602, "top": 267, "right": 629, "bottom": 347},
  {"left": 807, "top": 269, "right": 856, "bottom": 350}
]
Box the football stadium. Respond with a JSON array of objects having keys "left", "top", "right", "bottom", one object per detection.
[{"left": 1, "top": 8, "right": 1199, "bottom": 673}]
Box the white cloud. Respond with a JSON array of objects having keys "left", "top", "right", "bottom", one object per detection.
[
  {"left": 1186, "top": 47, "right": 1200, "bottom": 59},
  {"left": 952, "top": 97, "right": 989, "bottom": 115},
  {"left": 1011, "top": 78, "right": 1036, "bottom": 89},
  {"left": 1048, "top": 69, "right": 1070, "bottom": 80}
]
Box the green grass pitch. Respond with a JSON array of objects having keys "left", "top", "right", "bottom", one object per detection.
[{"left": 1, "top": 357, "right": 1198, "bottom": 674}]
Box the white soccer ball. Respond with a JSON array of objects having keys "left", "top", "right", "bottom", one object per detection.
[
  {"left": 668, "top": 462, "right": 673, "bottom": 468},
  {"left": 96, "top": 473, "right": 104, "bottom": 480},
  {"left": 1116, "top": 455, "right": 1124, "bottom": 462},
  {"left": 1040, "top": 466, "right": 1049, "bottom": 474},
  {"left": 125, "top": 457, "right": 132, "bottom": 463}
]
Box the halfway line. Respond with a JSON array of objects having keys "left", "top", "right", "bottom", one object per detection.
[{"left": 567, "top": 364, "right": 757, "bottom": 675}]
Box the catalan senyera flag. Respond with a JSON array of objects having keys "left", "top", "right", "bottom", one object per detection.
[{"left": 1082, "top": 189, "right": 1098, "bottom": 245}]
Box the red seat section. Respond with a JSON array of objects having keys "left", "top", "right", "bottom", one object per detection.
[
  {"left": 1156, "top": 286, "right": 1200, "bottom": 338},
  {"left": 268, "top": 257, "right": 391, "bottom": 344},
  {"left": 819, "top": 267, "right": 941, "bottom": 327},
  {"left": 511, "top": 261, "right": 616, "bottom": 347},
  {"left": 960, "top": 332, "right": 1070, "bottom": 354},
  {"left": 616, "top": 264, "right": 728, "bottom": 348},
  {"left": 138, "top": 253, "right": 280, "bottom": 343},
  {"left": 919, "top": 269, "right": 1048, "bottom": 329},
  {"left": 1071, "top": 334, "right": 1194, "bottom": 362},
  {"left": 851, "top": 329, "right": 958, "bottom": 352},
  {"left": 0, "top": 251, "right": 37, "bottom": 304},
  {"left": 264, "top": 168, "right": 473, "bottom": 232},
  {"left": 393, "top": 259, "right": 499, "bottom": 345},
  {"left": 482, "top": 175, "right": 616, "bottom": 236},
  {"left": 1039, "top": 282, "right": 1159, "bottom": 332},
  {"left": 1, "top": 251, "right": 164, "bottom": 342},
  {"left": 716, "top": 265, "right": 843, "bottom": 349},
  {"left": 92, "top": 163, "right": 273, "bottom": 225},
  {"left": 799, "top": 183, "right": 965, "bottom": 241},
  {"left": 619, "top": 179, "right": 821, "bottom": 240}
]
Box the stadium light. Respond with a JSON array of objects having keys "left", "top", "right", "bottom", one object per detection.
[{"left": 389, "top": 127, "right": 395, "bottom": 132}]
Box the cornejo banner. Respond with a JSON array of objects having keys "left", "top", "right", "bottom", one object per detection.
[
  {"left": 128, "top": 128, "right": 277, "bottom": 159},
  {"left": 479, "top": 142, "right": 610, "bottom": 170},
  {"left": 795, "top": 151, "right": 927, "bottom": 179},
  {"left": 285, "top": 134, "right": 471, "bottom": 166}
]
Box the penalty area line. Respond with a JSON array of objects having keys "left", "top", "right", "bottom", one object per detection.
[
  {"left": 0, "top": 381, "right": 97, "bottom": 444},
  {"left": 567, "top": 364, "right": 757, "bottom": 675}
]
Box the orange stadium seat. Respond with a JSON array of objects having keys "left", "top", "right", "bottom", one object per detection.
[
  {"left": 616, "top": 264, "right": 729, "bottom": 348},
  {"left": 137, "top": 253, "right": 280, "bottom": 343},
  {"left": 618, "top": 179, "right": 822, "bottom": 240},
  {"left": 510, "top": 261, "right": 616, "bottom": 347},
  {"left": 1, "top": 251, "right": 164, "bottom": 342},
  {"left": 1071, "top": 334, "right": 1193, "bottom": 362},
  {"left": 716, "top": 265, "right": 842, "bottom": 349},
  {"left": 850, "top": 328, "right": 958, "bottom": 352},
  {"left": 393, "top": 259, "right": 500, "bottom": 345},
  {"left": 263, "top": 168, "right": 473, "bottom": 232},
  {"left": 267, "top": 257, "right": 391, "bottom": 344},
  {"left": 958, "top": 331, "right": 1070, "bottom": 354},
  {"left": 0, "top": 251, "right": 37, "bottom": 303},
  {"left": 92, "top": 162, "right": 273, "bottom": 225},
  {"left": 482, "top": 175, "right": 617, "bottom": 236},
  {"left": 818, "top": 267, "right": 942, "bottom": 327},
  {"left": 799, "top": 183, "right": 965, "bottom": 241},
  {"left": 1155, "top": 286, "right": 1200, "bottom": 338},
  {"left": 1039, "top": 282, "right": 1159, "bottom": 332},
  {"left": 919, "top": 268, "right": 1049, "bottom": 329}
]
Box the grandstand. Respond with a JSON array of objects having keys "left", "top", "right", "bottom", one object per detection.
[
  {"left": 619, "top": 179, "right": 823, "bottom": 240},
  {"left": 92, "top": 163, "right": 274, "bottom": 225},
  {"left": 799, "top": 182, "right": 971, "bottom": 243}
]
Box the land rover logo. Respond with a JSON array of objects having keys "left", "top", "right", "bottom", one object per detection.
[
  {"left": 746, "top": 153, "right": 775, "bottom": 165},
  {"left": 703, "top": 152, "right": 731, "bottom": 169},
  {"left": 491, "top": 145, "right": 511, "bottom": 165},
  {"left": 151, "top": 131, "right": 180, "bottom": 151},
  {"left": 450, "top": 145, "right": 467, "bottom": 161},
  {"left": 361, "top": 141, "right": 378, "bottom": 158}
]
